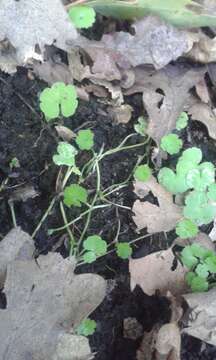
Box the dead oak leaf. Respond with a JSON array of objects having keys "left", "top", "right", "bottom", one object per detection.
[
  {"left": 188, "top": 102, "right": 216, "bottom": 140},
  {"left": 0, "top": 0, "right": 77, "bottom": 63},
  {"left": 133, "top": 177, "right": 182, "bottom": 234},
  {"left": 0, "top": 253, "right": 106, "bottom": 360}
]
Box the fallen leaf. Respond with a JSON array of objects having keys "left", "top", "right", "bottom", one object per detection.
[
  {"left": 0, "top": 0, "right": 77, "bottom": 63},
  {"left": 0, "top": 40, "right": 18, "bottom": 73},
  {"left": 137, "top": 326, "right": 160, "bottom": 360},
  {"left": 123, "top": 317, "right": 143, "bottom": 340},
  {"left": 129, "top": 247, "right": 188, "bottom": 296},
  {"left": 0, "top": 228, "right": 34, "bottom": 288},
  {"left": 9, "top": 185, "right": 39, "bottom": 202},
  {"left": 195, "top": 78, "right": 210, "bottom": 104},
  {"left": 33, "top": 59, "right": 74, "bottom": 85},
  {"left": 183, "top": 287, "right": 216, "bottom": 346},
  {"left": 155, "top": 323, "right": 181, "bottom": 360},
  {"left": 0, "top": 252, "right": 106, "bottom": 359},
  {"left": 187, "top": 32, "right": 216, "bottom": 63},
  {"left": 188, "top": 102, "right": 216, "bottom": 140},
  {"left": 133, "top": 177, "right": 182, "bottom": 233},
  {"left": 55, "top": 125, "right": 76, "bottom": 142},
  {"left": 108, "top": 104, "right": 133, "bottom": 124}
]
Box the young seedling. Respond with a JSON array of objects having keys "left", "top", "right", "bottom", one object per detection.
[
  {"left": 83, "top": 235, "right": 107, "bottom": 263},
  {"left": 68, "top": 6, "right": 96, "bottom": 29},
  {"left": 53, "top": 142, "right": 78, "bottom": 167},
  {"left": 134, "top": 164, "right": 151, "bottom": 182},
  {"left": 134, "top": 116, "right": 147, "bottom": 136},
  {"left": 75, "top": 129, "right": 94, "bottom": 151},
  {"left": 76, "top": 318, "right": 96, "bottom": 336},
  {"left": 116, "top": 242, "right": 132, "bottom": 259},
  {"left": 176, "top": 112, "right": 189, "bottom": 130},
  {"left": 181, "top": 244, "right": 216, "bottom": 292},
  {"left": 160, "top": 133, "right": 183, "bottom": 155},
  {"left": 64, "top": 184, "right": 88, "bottom": 207},
  {"left": 40, "top": 82, "right": 78, "bottom": 120}
]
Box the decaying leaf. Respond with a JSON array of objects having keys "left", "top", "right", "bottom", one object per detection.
[
  {"left": 133, "top": 177, "right": 182, "bottom": 233},
  {"left": 129, "top": 247, "right": 188, "bottom": 296},
  {"left": 0, "top": 227, "right": 34, "bottom": 288},
  {"left": 0, "top": 0, "right": 77, "bottom": 64},
  {"left": 155, "top": 323, "right": 181, "bottom": 360},
  {"left": 187, "top": 32, "right": 216, "bottom": 63},
  {"left": 183, "top": 287, "right": 216, "bottom": 346},
  {"left": 9, "top": 185, "right": 39, "bottom": 203},
  {"left": 33, "top": 59, "right": 74, "bottom": 85},
  {"left": 188, "top": 102, "right": 216, "bottom": 140},
  {"left": 0, "top": 251, "right": 106, "bottom": 359},
  {"left": 55, "top": 125, "right": 76, "bottom": 142},
  {"left": 195, "top": 78, "right": 210, "bottom": 104},
  {"left": 108, "top": 104, "right": 132, "bottom": 124}
]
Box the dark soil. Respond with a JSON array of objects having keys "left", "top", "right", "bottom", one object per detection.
[{"left": 0, "top": 68, "right": 216, "bottom": 359}]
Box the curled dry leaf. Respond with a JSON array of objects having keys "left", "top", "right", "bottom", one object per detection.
[
  {"left": 0, "top": 0, "right": 77, "bottom": 65},
  {"left": 0, "top": 250, "right": 106, "bottom": 359},
  {"left": 55, "top": 125, "right": 76, "bottom": 142},
  {"left": 129, "top": 248, "right": 188, "bottom": 296},
  {"left": 155, "top": 323, "right": 181, "bottom": 360},
  {"left": 183, "top": 287, "right": 216, "bottom": 346},
  {"left": 108, "top": 104, "right": 133, "bottom": 124},
  {"left": 188, "top": 102, "right": 216, "bottom": 140},
  {"left": 133, "top": 177, "right": 182, "bottom": 233}
]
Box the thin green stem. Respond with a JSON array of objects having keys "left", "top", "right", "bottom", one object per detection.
[
  {"left": 62, "top": 167, "right": 74, "bottom": 189},
  {"left": 60, "top": 201, "right": 75, "bottom": 254},
  {"left": 32, "top": 196, "right": 57, "bottom": 238},
  {"left": 8, "top": 200, "right": 17, "bottom": 227}
]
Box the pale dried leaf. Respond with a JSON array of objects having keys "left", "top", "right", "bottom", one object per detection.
[
  {"left": 129, "top": 248, "right": 188, "bottom": 296},
  {"left": 187, "top": 32, "right": 216, "bottom": 63},
  {"left": 188, "top": 102, "right": 216, "bottom": 140},
  {"left": 53, "top": 334, "right": 93, "bottom": 360},
  {"left": 9, "top": 185, "right": 39, "bottom": 202},
  {"left": 155, "top": 323, "right": 181, "bottom": 360},
  {"left": 55, "top": 126, "right": 76, "bottom": 142},
  {"left": 195, "top": 79, "right": 210, "bottom": 104},
  {"left": 108, "top": 104, "right": 132, "bottom": 124},
  {"left": 0, "top": 228, "right": 34, "bottom": 288},
  {"left": 0, "top": 252, "right": 106, "bottom": 359},
  {"left": 133, "top": 178, "right": 181, "bottom": 233},
  {"left": 183, "top": 287, "right": 216, "bottom": 346},
  {"left": 0, "top": 0, "right": 77, "bottom": 63},
  {"left": 33, "top": 59, "right": 74, "bottom": 85},
  {"left": 137, "top": 326, "right": 160, "bottom": 360}
]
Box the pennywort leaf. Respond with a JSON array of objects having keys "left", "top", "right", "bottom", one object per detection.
[
  {"left": 76, "top": 318, "right": 96, "bottom": 336},
  {"left": 53, "top": 142, "right": 78, "bottom": 166},
  {"left": 176, "top": 219, "right": 198, "bottom": 239},
  {"left": 160, "top": 134, "right": 182, "bottom": 155},
  {"left": 116, "top": 243, "right": 132, "bottom": 259},
  {"left": 75, "top": 129, "right": 94, "bottom": 150},
  {"left": 134, "top": 116, "right": 147, "bottom": 136},
  {"left": 64, "top": 184, "right": 88, "bottom": 207},
  {"left": 176, "top": 112, "right": 189, "bottom": 130},
  {"left": 83, "top": 235, "right": 107, "bottom": 263},
  {"left": 134, "top": 164, "right": 151, "bottom": 182},
  {"left": 69, "top": 6, "right": 96, "bottom": 29}
]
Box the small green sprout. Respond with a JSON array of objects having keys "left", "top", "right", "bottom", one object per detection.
[
  {"left": 64, "top": 184, "right": 88, "bottom": 207},
  {"left": 53, "top": 142, "right": 78, "bottom": 167},
  {"left": 9, "top": 157, "right": 20, "bottom": 169},
  {"left": 134, "top": 116, "right": 147, "bottom": 136},
  {"left": 83, "top": 235, "right": 107, "bottom": 263},
  {"left": 76, "top": 318, "right": 96, "bottom": 336},
  {"left": 40, "top": 82, "right": 78, "bottom": 120},
  {"left": 160, "top": 134, "right": 183, "bottom": 155},
  {"left": 116, "top": 243, "right": 132, "bottom": 259},
  {"left": 176, "top": 219, "right": 198, "bottom": 239},
  {"left": 134, "top": 164, "right": 151, "bottom": 182},
  {"left": 69, "top": 6, "right": 96, "bottom": 29},
  {"left": 176, "top": 112, "right": 189, "bottom": 130},
  {"left": 181, "top": 244, "right": 216, "bottom": 292},
  {"left": 75, "top": 129, "right": 94, "bottom": 151}
]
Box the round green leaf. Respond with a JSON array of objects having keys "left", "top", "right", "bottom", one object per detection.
[
  {"left": 116, "top": 243, "right": 132, "bottom": 259},
  {"left": 205, "top": 256, "right": 216, "bottom": 273},
  {"left": 83, "top": 235, "right": 107, "bottom": 256},
  {"left": 181, "top": 245, "right": 199, "bottom": 269},
  {"left": 134, "top": 164, "right": 151, "bottom": 182},
  {"left": 195, "top": 263, "right": 209, "bottom": 278},
  {"left": 176, "top": 112, "right": 189, "bottom": 130},
  {"left": 83, "top": 251, "right": 97, "bottom": 264},
  {"left": 158, "top": 167, "right": 176, "bottom": 193},
  {"left": 207, "top": 183, "right": 216, "bottom": 201},
  {"left": 75, "top": 129, "right": 94, "bottom": 150},
  {"left": 69, "top": 6, "right": 96, "bottom": 29},
  {"left": 199, "top": 162, "right": 215, "bottom": 188},
  {"left": 180, "top": 147, "right": 202, "bottom": 164},
  {"left": 190, "top": 275, "right": 208, "bottom": 292},
  {"left": 53, "top": 142, "right": 78, "bottom": 166},
  {"left": 76, "top": 318, "right": 96, "bottom": 336},
  {"left": 64, "top": 184, "right": 88, "bottom": 207},
  {"left": 176, "top": 158, "right": 197, "bottom": 177},
  {"left": 185, "top": 271, "right": 196, "bottom": 286},
  {"left": 176, "top": 219, "right": 198, "bottom": 239},
  {"left": 160, "top": 134, "right": 183, "bottom": 155}
]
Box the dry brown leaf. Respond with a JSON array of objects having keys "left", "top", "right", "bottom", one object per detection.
[
  {"left": 188, "top": 102, "right": 216, "bottom": 140},
  {"left": 0, "top": 0, "right": 77, "bottom": 64},
  {"left": 133, "top": 177, "right": 181, "bottom": 233},
  {"left": 55, "top": 125, "right": 76, "bottom": 142},
  {"left": 108, "top": 104, "right": 133, "bottom": 124},
  {"left": 33, "top": 59, "right": 74, "bottom": 85},
  {"left": 0, "top": 228, "right": 34, "bottom": 288},
  {"left": 0, "top": 252, "right": 106, "bottom": 359},
  {"left": 195, "top": 79, "right": 210, "bottom": 104},
  {"left": 9, "top": 185, "right": 39, "bottom": 202},
  {"left": 155, "top": 323, "right": 181, "bottom": 360},
  {"left": 129, "top": 248, "right": 188, "bottom": 296},
  {"left": 187, "top": 32, "right": 216, "bottom": 63},
  {"left": 183, "top": 287, "right": 216, "bottom": 346}
]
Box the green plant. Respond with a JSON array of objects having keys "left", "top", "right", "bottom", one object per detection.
[
  {"left": 134, "top": 116, "right": 147, "bottom": 136},
  {"left": 64, "top": 184, "right": 88, "bottom": 207},
  {"left": 75, "top": 129, "right": 94, "bottom": 150},
  {"left": 176, "top": 112, "right": 188, "bottom": 130},
  {"left": 40, "top": 82, "right": 78, "bottom": 120},
  {"left": 116, "top": 242, "right": 132, "bottom": 259},
  {"left": 176, "top": 219, "right": 198, "bottom": 239},
  {"left": 76, "top": 318, "right": 96, "bottom": 336},
  {"left": 53, "top": 142, "right": 78, "bottom": 167},
  {"left": 69, "top": 6, "right": 96, "bottom": 29},
  {"left": 83, "top": 235, "right": 107, "bottom": 263},
  {"left": 9, "top": 157, "right": 20, "bottom": 169},
  {"left": 134, "top": 164, "right": 151, "bottom": 182},
  {"left": 181, "top": 244, "right": 216, "bottom": 292},
  {"left": 160, "top": 133, "right": 183, "bottom": 155}
]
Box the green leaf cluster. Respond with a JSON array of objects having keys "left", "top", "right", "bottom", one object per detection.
[
  {"left": 76, "top": 318, "right": 96, "bottom": 336},
  {"left": 176, "top": 219, "right": 198, "bottom": 239},
  {"left": 181, "top": 244, "right": 216, "bottom": 292},
  {"left": 69, "top": 6, "right": 96, "bottom": 29},
  {"left": 64, "top": 184, "right": 88, "bottom": 207},
  {"left": 40, "top": 82, "right": 78, "bottom": 120},
  {"left": 83, "top": 235, "right": 107, "bottom": 263},
  {"left": 160, "top": 134, "right": 183, "bottom": 155}
]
